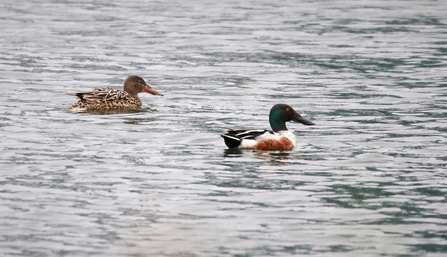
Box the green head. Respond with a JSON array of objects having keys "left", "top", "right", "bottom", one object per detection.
[{"left": 269, "top": 104, "right": 315, "bottom": 132}]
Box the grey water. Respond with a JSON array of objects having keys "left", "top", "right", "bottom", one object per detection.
[{"left": 1, "top": 0, "right": 447, "bottom": 256}]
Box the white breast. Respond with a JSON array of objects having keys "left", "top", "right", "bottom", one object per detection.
[{"left": 278, "top": 130, "right": 297, "bottom": 146}]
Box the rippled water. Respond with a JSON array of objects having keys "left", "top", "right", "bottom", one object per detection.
[{"left": 1, "top": 0, "right": 447, "bottom": 256}]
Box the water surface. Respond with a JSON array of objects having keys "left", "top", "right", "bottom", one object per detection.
[{"left": 1, "top": 0, "right": 447, "bottom": 256}]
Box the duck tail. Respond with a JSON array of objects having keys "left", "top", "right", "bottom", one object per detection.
[
  {"left": 66, "top": 93, "right": 85, "bottom": 100},
  {"left": 220, "top": 134, "right": 242, "bottom": 148}
]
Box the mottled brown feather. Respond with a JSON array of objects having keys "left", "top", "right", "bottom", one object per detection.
[
  {"left": 68, "top": 75, "right": 163, "bottom": 113},
  {"left": 69, "top": 88, "right": 142, "bottom": 112}
]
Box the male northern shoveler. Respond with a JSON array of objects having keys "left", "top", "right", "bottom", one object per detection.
[
  {"left": 221, "top": 104, "right": 315, "bottom": 151},
  {"left": 67, "top": 75, "right": 163, "bottom": 112}
]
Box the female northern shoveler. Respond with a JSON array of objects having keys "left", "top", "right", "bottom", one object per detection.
[
  {"left": 221, "top": 104, "right": 315, "bottom": 151},
  {"left": 68, "top": 75, "right": 163, "bottom": 112}
]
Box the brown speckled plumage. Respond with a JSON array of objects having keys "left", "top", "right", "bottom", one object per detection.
[{"left": 68, "top": 76, "right": 163, "bottom": 113}]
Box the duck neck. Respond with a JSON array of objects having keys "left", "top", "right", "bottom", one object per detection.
[
  {"left": 129, "top": 93, "right": 139, "bottom": 99},
  {"left": 123, "top": 86, "right": 139, "bottom": 99},
  {"left": 269, "top": 114, "right": 288, "bottom": 132}
]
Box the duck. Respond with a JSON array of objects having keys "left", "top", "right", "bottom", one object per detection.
[
  {"left": 67, "top": 75, "right": 163, "bottom": 112},
  {"left": 221, "top": 104, "right": 315, "bottom": 151}
]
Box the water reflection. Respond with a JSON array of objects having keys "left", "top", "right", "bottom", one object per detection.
[
  {"left": 223, "top": 148, "right": 244, "bottom": 156},
  {"left": 123, "top": 117, "right": 157, "bottom": 125},
  {"left": 223, "top": 148, "right": 297, "bottom": 168},
  {"left": 66, "top": 107, "right": 158, "bottom": 115}
]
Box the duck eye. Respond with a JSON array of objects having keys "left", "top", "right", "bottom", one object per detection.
[{"left": 286, "top": 108, "right": 290, "bottom": 111}]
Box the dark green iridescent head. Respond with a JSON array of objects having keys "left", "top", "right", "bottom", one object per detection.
[{"left": 268, "top": 104, "right": 315, "bottom": 132}]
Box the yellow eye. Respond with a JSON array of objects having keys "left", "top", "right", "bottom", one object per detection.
[{"left": 286, "top": 108, "right": 290, "bottom": 111}]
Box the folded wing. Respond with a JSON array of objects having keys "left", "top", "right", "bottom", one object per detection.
[
  {"left": 221, "top": 129, "right": 273, "bottom": 148},
  {"left": 68, "top": 88, "right": 131, "bottom": 103}
]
